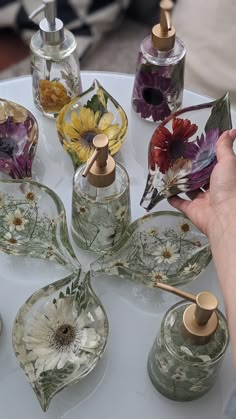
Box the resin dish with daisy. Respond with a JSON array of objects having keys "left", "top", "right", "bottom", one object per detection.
[
  {"left": 141, "top": 93, "right": 232, "bottom": 210},
  {"left": 12, "top": 271, "right": 108, "bottom": 412},
  {"left": 91, "top": 211, "right": 212, "bottom": 288},
  {"left": 56, "top": 79, "right": 128, "bottom": 169}
]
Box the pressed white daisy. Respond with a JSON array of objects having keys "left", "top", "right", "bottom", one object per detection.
[
  {"left": 109, "top": 260, "right": 129, "bottom": 275},
  {"left": 150, "top": 271, "right": 168, "bottom": 283},
  {"left": 115, "top": 204, "right": 127, "bottom": 221},
  {"left": 183, "top": 263, "right": 198, "bottom": 274},
  {"left": 5, "top": 208, "right": 28, "bottom": 232},
  {"left": 75, "top": 203, "right": 88, "bottom": 215},
  {"left": 162, "top": 160, "right": 192, "bottom": 193},
  {"left": 171, "top": 367, "right": 187, "bottom": 382},
  {"left": 24, "top": 187, "right": 37, "bottom": 205},
  {"left": 0, "top": 192, "right": 5, "bottom": 208},
  {"left": 189, "top": 383, "right": 207, "bottom": 392},
  {"left": 154, "top": 241, "right": 180, "bottom": 265},
  {"left": 179, "top": 221, "right": 191, "bottom": 235},
  {"left": 148, "top": 227, "right": 158, "bottom": 237},
  {"left": 23, "top": 297, "right": 101, "bottom": 377},
  {"left": 4, "top": 232, "right": 21, "bottom": 244}
]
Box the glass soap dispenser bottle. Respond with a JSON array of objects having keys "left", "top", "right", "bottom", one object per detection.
[
  {"left": 131, "top": 0, "right": 185, "bottom": 123},
  {"left": 148, "top": 283, "right": 229, "bottom": 401},
  {"left": 29, "top": 0, "right": 82, "bottom": 118},
  {"left": 71, "top": 134, "right": 131, "bottom": 254}
]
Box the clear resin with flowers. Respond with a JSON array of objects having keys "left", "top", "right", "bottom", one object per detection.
[
  {"left": 0, "top": 99, "right": 38, "bottom": 179},
  {"left": 91, "top": 211, "right": 211, "bottom": 287},
  {"left": 1, "top": 179, "right": 109, "bottom": 411},
  {"left": 56, "top": 79, "right": 128, "bottom": 169},
  {"left": 0, "top": 178, "right": 79, "bottom": 271},
  {"left": 131, "top": 36, "right": 185, "bottom": 123},
  {"left": 131, "top": 0, "right": 185, "bottom": 123},
  {"left": 12, "top": 271, "right": 108, "bottom": 411},
  {"left": 147, "top": 300, "right": 229, "bottom": 401},
  {"left": 71, "top": 134, "right": 131, "bottom": 254},
  {"left": 141, "top": 93, "right": 232, "bottom": 210}
]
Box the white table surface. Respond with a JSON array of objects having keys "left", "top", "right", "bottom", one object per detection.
[{"left": 0, "top": 72, "right": 235, "bottom": 419}]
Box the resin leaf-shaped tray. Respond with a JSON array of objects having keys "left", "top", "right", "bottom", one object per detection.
[
  {"left": 12, "top": 271, "right": 108, "bottom": 411},
  {"left": 141, "top": 93, "right": 232, "bottom": 210},
  {"left": 56, "top": 79, "right": 128, "bottom": 168},
  {"left": 0, "top": 179, "right": 79, "bottom": 272},
  {"left": 0, "top": 98, "right": 38, "bottom": 179},
  {"left": 91, "top": 211, "right": 212, "bottom": 288}
]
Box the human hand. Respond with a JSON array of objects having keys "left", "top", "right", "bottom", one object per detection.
[{"left": 168, "top": 129, "right": 236, "bottom": 240}]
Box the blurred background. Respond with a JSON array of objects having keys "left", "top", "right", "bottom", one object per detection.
[{"left": 0, "top": 0, "right": 236, "bottom": 106}]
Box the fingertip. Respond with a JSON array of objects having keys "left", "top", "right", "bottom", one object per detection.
[{"left": 229, "top": 128, "right": 236, "bottom": 139}]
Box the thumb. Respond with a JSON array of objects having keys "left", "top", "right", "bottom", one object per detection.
[{"left": 216, "top": 129, "right": 236, "bottom": 161}]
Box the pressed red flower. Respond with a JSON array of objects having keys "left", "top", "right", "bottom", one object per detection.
[{"left": 149, "top": 117, "right": 198, "bottom": 174}]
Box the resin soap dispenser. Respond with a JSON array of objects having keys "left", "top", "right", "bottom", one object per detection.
[
  {"left": 71, "top": 134, "right": 131, "bottom": 254},
  {"left": 29, "top": 0, "right": 82, "bottom": 118},
  {"left": 148, "top": 284, "right": 229, "bottom": 401},
  {"left": 131, "top": 0, "right": 185, "bottom": 123}
]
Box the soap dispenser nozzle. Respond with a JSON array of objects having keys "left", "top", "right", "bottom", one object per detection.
[
  {"left": 154, "top": 282, "right": 219, "bottom": 343},
  {"left": 152, "top": 0, "right": 176, "bottom": 51},
  {"left": 82, "top": 134, "right": 116, "bottom": 188},
  {"left": 29, "top": 0, "right": 64, "bottom": 45}
]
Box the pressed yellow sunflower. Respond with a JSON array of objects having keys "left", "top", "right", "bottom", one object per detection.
[{"left": 62, "top": 106, "right": 120, "bottom": 165}]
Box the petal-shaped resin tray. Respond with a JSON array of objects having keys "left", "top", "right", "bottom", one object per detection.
[
  {"left": 12, "top": 271, "right": 108, "bottom": 412},
  {"left": 0, "top": 179, "right": 109, "bottom": 411},
  {"left": 141, "top": 93, "right": 232, "bottom": 210},
  {"left": 0, "top": 179, "right": 78, "bottom": 272},
  {"left": 0, "top": 98, "right": 38, "bottom": 179},
  {"left": 56, "top": 79, "right": 128, "bottom": 168},
  {"left": 91, "top": 211, "right": 212, "bottom": 288}
]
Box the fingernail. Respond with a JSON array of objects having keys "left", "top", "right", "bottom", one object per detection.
[{"left": 229, "top": 128, "right": 236, "bottom": 138}]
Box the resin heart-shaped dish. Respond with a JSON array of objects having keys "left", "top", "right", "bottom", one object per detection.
[
  {"left": 56, "top": 79, "right": 128, "bottom": 169},
  {"left": 91, "top": 211, "right": 212, "bottom": 288},
  {"left": 141, "top": 93, "right": 232, "bottom": 210},
  {"left": 0, "top": 99, "right": 38, "bottom": 179}
]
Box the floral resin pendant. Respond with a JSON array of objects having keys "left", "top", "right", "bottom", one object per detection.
[
  {"left": 147, "top": 301, "right": 229, "bottom": 401},
  {"left": 56, "top": 79, "right": 128, "bottom": 169},
  {"left": 141, "top": 93, "right": 232, "bottom": 210},
  {"left": 0, "top": 178, "right": 80, "bottom": 272},
  {"left": 0, "top": 99, "right": 38, "bottom": 179},
  {"left": 12, "top": 271, "right": 108, "bottom": 411},
  {"left": 91, "top": 211, "right": 211, "bottom": 288}
]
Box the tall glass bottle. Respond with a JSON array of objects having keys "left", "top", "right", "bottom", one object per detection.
[
  {"left": 148, "top": 290, "right": 229, "bottom": 401},
  {"left": 29, "top": 0, "right": 82, "bottom": 119},
  {"left": 71, "top": 134, "right": 131, "bottom": 254},
  {"left": 131, "top": 0, "right": 185, "bottom": 123}
]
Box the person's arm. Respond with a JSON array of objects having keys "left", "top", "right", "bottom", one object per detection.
[{"left": 169, "top": 129, "right": 236, "bottom": 364}]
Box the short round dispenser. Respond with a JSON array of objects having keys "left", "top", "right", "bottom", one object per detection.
[{"left": 147, "top": 284, "right": 229, "bottom": 401}]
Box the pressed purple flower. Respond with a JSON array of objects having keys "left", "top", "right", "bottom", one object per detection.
[
  {"left": 0, "top": 100, "right": 38, "bottom": 179},
  {"left": 132, "top": 69, "right": 171, "bottom": 122},
  {"left": 184, "top": 128, "right": 220, "bottom": 172}
]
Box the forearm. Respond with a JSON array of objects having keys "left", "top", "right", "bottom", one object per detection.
[{"left": 209, "top": 215, "right": 236, "bottom": 365}]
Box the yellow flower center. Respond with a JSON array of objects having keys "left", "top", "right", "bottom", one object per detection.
[
  {"left": 162, "top": 250, "right": 171, "bottom": 259},
  {"left": 13, "top": 217, "right": 22, "bottom": 226},
  {"left": 26, "top": 192, "right": 35, "bottom": 201},
  {"left": 82, "top": 130, "right": 99, "bottom": 144},
  {"left": 154, "top": 273, "right": 163, "bottom": 280},
  {"left": 181, "top": 223, "right": 190, "bottom": 233},
  {"left": 52, "top": 323, "right": 76, "bottom": 348}
]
